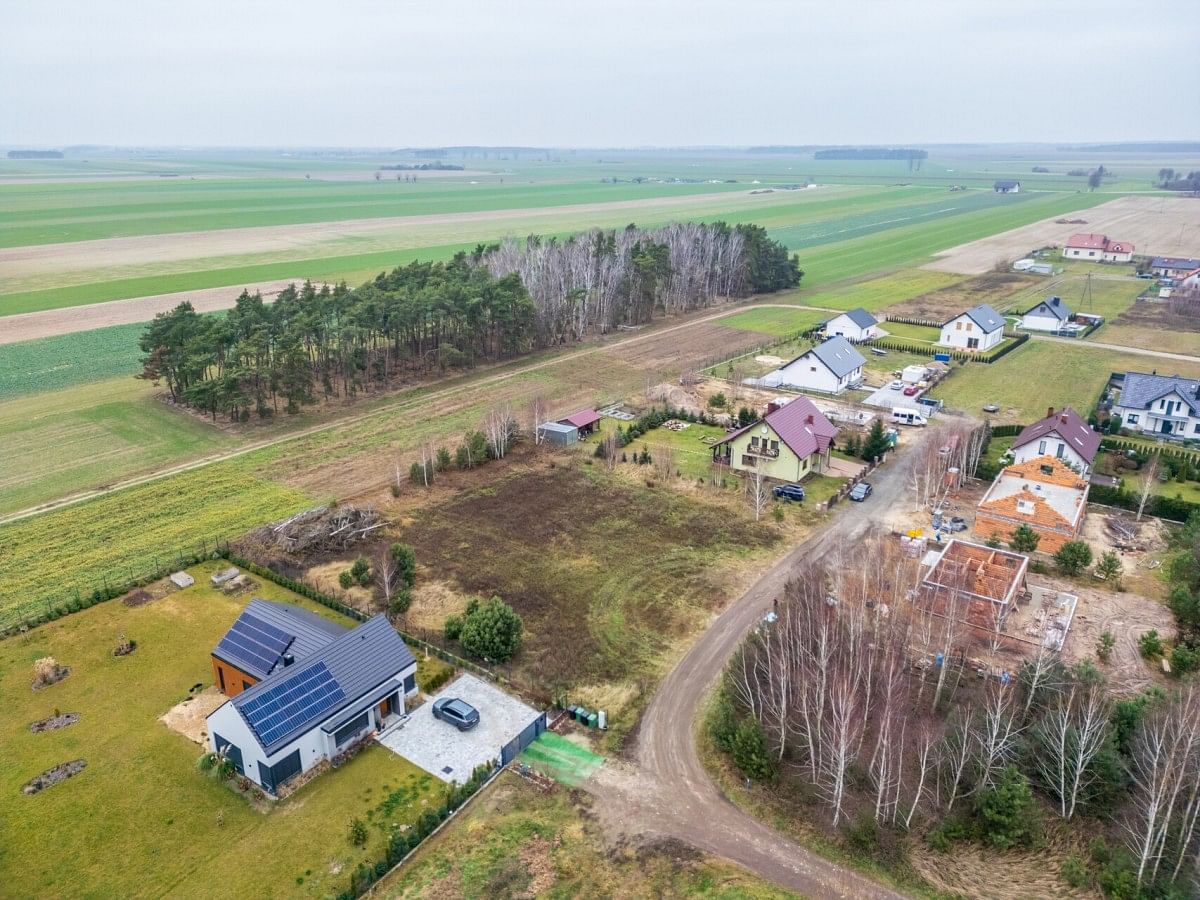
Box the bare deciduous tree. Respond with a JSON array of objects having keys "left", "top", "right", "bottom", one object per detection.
[
  {"left": 1033, "top": 684, "right": 1112, "bottom": 820},
  {"left": 747, "top": 465, "right": 769, "bottom": 521},
  {"left": 528, "top": 395, "right": 548, "bottom": 445},
  {"left": 1137, "top": 453, "right": 1160, "bottom": 522},
  {"left": 483, "top": 404, "right": 517, "bottom": 459}
]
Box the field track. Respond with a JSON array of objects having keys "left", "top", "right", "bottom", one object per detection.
[
  {"left": 0, "top": 280, "right": 303, "bottom": 344},
  {"left": 924, "top": 196, "right": 1200, "bottom": 274}
]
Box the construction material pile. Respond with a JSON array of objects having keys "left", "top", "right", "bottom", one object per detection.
[{"left": 246, "top": 505, "right": 383, "bottom": 555}]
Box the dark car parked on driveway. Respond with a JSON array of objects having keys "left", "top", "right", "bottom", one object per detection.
[
  {"left": 772, "top": 483, "right": 806, "bottom": 502},
  {"left": 432, "top": 698, "right": 480, "bottom": 731},
  {"left": 848, "top": 481, "right": 873, "bottom": 502}
]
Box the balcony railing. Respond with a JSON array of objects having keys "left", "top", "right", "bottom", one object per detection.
[{"left": 745, "top": 444, "right": 780, "bottom": 459}]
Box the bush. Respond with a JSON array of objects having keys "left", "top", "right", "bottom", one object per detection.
[
  {"left": 390, "top": 543, "right": 416, "bottom": 589},
  {"left": 1055, "top": 540, "right": 1093, "bottom": 576},
  {"left": 707, "top": 687, "right": 738, "bottom": 753},
  {"left": 708, "top": 392, "right": 727, "bottom": 409},
  {"left": 350, "top": 557, "right": 371, "bottom": 587},
  {"left": 459, "top": 596, "right": 524, "bottom": 663},
  {"left": 388, "top": 589, "right": 412, "bottom": 617},
  {"left": 443, "top": 614, "right": 463, "bottom": 642},
  {"left": 1009, "top": 524, "right": 1040, "bottom": 553},
  {"left": 338, "top": 571, "right": 353, "bottom": 590},
  {"left": 1170, "top": 643, "right": 1200, "bottom": 676},
  {"left": 435, "top": 447, "right": 451, "bottom": 471},
  {"left": 1061, "top": 855, "right": 1089, "bottom": 889},
  {"left": 1139, "top": 630, "right": 1164, "bottom": 658},
  {"left": 349, "top": 817, "right": 368, "bottom": 847},
  {"left": 730, "top": 718, "right": 775, "bottom": 782},
  {"left": 975, "top": 764, "right": 1038, "bottom": 850},
  {"left": 1097, "top": 551, "right": 1123, "bottom": 587},
  {"left": 1097, "top": 631, "right": 1116, "bottom": 661}
]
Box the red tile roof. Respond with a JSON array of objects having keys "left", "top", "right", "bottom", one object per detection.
[
  {"left": 559, "top": 409, "right": 601, "bottom": 429},
  {"left": 1014, "top": 407, "right": 1101, "bottom": 463},
  {"left": 1065, "top": 233, "right": 1133, "bottom": 254},
  {"left": 714, "top": 395, "right": 837, "bottom": 460}
]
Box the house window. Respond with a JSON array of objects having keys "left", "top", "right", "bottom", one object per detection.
[
  {"left": 770, "top": 440, "right": 779, "bottom": 451},
  {"left": 955, "top": 321, "right": 962, "bottom": 331},
  {"left": 741, "top": 455, "right": 757, "bottom": 467},
  {"left": 1056, "top": 443, "right": 1065, "bottom": 459},
  {"left": 1194, "top": 424, "right": 1200, "bottom": 434},
  {"left": 1038, "top": 440, "right": 1047, "bottom": 454},
  {"left": 1017, "top": 500, "right": 1035, "bottom": 514},
  {"left": 965, "top": 322, "right": 973, "bottom": 331},
  {"left": 403, "top": 673, "right": 416, "bottom": 694},
  {"left": 750, "top": 436, "right": 759, "bottom": 448},
  {"left": 1128, "top": 414, "right": 1139, "bottom": 424},
  {"left": 967, "top": 338, "right": 979, "bottom": 349},
  {"left": 243, "top": 681, "right": 252, "bottom": 692},
  {"left": 1040, "top": 464, "right": 1054, "bottom": 475},
  {"left": 333, "top": 711, "right": 371, "bottom": 748}
]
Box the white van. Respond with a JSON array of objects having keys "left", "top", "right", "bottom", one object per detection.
[{"left": 891, "top": 407, "right": 928, "bottom": 427}]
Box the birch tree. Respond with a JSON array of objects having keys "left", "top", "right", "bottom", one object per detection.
[
  {"left": 1032, "top": 684, "right": 1112, "bottom": 820},
  {"left": 1137, "top": 453, "right": 1160, "bottom": 522},
  {"left": 747, "top": 465, "right": 769, "bottom": 522}
]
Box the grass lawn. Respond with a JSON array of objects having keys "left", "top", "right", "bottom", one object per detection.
[
  {"left": 861, "top": 348, "right": 934, "bottom": 379},
  {"left": 378, "top": 772, "right": 794, "bottom": 899},
  {"left": 718, "top": 306, "right": 828, "bottom": 337},
  {"left": 799, "top": 473, "right": 845, "bottom": 507},
  {"left": 880, "top": 321, "right": 942, "bottom": 343},
  {"left": 0, "top": 376, "right": 236, "bottom": 515},
  {"left": 614, "top": 420, "right": 730, "bottom": 480},
  {"left": 0, "top": 559, "right": 442, "bottom": 899},
  {"left": 932, "top": 342, "right": 1200, "bottom": 425}
]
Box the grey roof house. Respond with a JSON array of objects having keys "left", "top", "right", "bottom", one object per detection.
[
  {"left": 1113, "top": 372, "right": 1200, "bottom": 441},
  {"left": 756, "top": 335, "right": 865, "bottom": 394}
]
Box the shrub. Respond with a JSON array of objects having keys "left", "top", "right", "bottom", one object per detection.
[
  {"left": 860, "top": 418, "right": 890, "bottom": 462},
  {"left": 435, "top": 447, "right": 451, "bottom": 471},
  {"left": 338, "top": 571, "right": 354, "bottom": 590},
  {"left": 389, "top": 589, "right": 412, "bottom": 617},
  {"left": 459, "top": 596, "right": 524, "bottom": 663},
  {"left": 32, "top": 656, "right": 60, "bottom": 686},
  {"left": 197, "top": 752, "right": 218, "bottom": 773},
  {"left": 1096, "top": 551, "right": 1123, "bottom": 587},
  {"left": 349, "top": 817, "right": 368, "bottom": 847},
  {"left": 708, "top": 392, "right": 727, "bottom": 409},
  {"left": 390, "top": 543, "right": 416, "bottom": 589},
  {"left": 707, "top": 687, "right": 738, "bottom": 753},
  {"left": 1055, "top": 540, "right": 1093, "bottom": 576},
  {"left": 350, "top": 557, "right": 371, "bottom": 587},
  {"left": 1097, "top": 631, "right": 1116, "bottom": 661},
  {"left": 985, "top": 533, "right": 1001, "bottom": 549},
  {"left": 730, "top": 718, "right": 775, "bottom": 782},
  {"left": 443, "top": 614, "right": 463, "bottom": 642},
  {"left": 1061, "top": 855, "right": 1089, "bottom": 889},
  {"left": 1009, "top": 524, "right": 1040, "bottom": 553},
  {"left": 1170, "top": 643, "right": 1200, "bottom": 676},
  {"left": 975, "top": 764, "right": 1038, "bottom": 850},
  {"left": 1139, "top": 630, "right": 1164, "bottom": 658}
]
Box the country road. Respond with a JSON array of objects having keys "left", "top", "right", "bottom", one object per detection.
[
  {"left": 1029, "top": 332, "right": 1200, "bottom": 363},
  {"left": 589, "top": 429, "right": 932, "bottom": 899}
]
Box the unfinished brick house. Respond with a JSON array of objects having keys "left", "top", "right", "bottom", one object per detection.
[
  {"left": 973, "top": 456, "right": 1089, "bottom": 553},
  {"left": 917, "top": 540, "right": 1029, "bottom": 634}
]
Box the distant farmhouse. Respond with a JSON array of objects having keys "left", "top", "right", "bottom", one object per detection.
[
  {"left": 712, "top": 395, "right": 837, "bottom": 481},
  {"left": 993, "top": 180, "right": 1020, "bottom": 194},
  {"left": 1061, "top": 233, "right": 1134, "bottom": 263},
  {"left": 1010, "top": 407, "right": 1100, "bottom": 475},
  {"left": 756, "top": 336, "right": 865, "bottom": 395},
  {"left": 820, "top": 307, "right": 881, "bottom": 343},
  {"left": 939, "top": 304, "right": 1005, "bottom": 351},
  {"left": 974, "top": 456, "right": 1089, "bottom": 553},
  {"left": 1112, "top": 372, "right": 1200, "bottom": 440},
  {"left": 206, "top": 602, "right": 417, "bottom": 795},
  {"left": 1020, "top": 296, "right": 1073, "bottom": 332},
  {"left": 1150, "top": 257, "right": 1200, "bottom": 279}
]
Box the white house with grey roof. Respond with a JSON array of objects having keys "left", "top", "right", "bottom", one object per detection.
[
  {"left": 756, "top": 335, "right": 865, "bottom": 395},
  {"left": 1020, "top": 296, "right": 1073, "bottom": 332},
  {"left": 206, "top": 610, "right": 417, "bottom": 795},
  {"left": 939, "top": 304, "right": 1005, "bottom": 351},
  {"left": 1112, "top": 372, "right": 1200, "bottom": 441},
  {"left": 821, "top": 307, "right": 881, "bottom": 342}
]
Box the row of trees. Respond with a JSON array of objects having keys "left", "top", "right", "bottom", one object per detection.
[
  {"left": 139, "top": 223, "right": 800, "bottom": 421},
  {"left": 714, "top": 533, "right": 1200, "bottom": 895},
  {"left": 1158, "top": 168, "right": 1200, "bottom": 193}
]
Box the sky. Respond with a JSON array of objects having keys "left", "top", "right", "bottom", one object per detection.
[{"left": 3, "top": 0, "right": 1196, "bottom": 147}]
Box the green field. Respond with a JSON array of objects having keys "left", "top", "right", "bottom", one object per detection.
[
  {"left": 0, "top": 323, "right": 148, "bottom": 401},
  {"left": 718, "top": 306, "right": 829, "bottom": 336},
  {"left": 932, "top": 341, "right": 1200, "bottom": 423},
  {"left": 0, "top": 377, "right": 234, "bottom": 514},
  {"left": 0, "top": 559, "right": 440, "bottom": 899},
  {"left": 775, "top": 268, "right": 964, "bottom": 311},
  {"left": 879, "top": 321, "right": 942, "bottom": 343}
]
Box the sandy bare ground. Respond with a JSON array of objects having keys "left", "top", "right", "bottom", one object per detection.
[
  {"left": 924, "top": 196, "right": 1200, "bottom": 274},
  {"left": 0, "top": 280, "right": 305, "bottom": 344},
  {"left": 159, "top": 686, "right": 225, "bottom": 745},
  {"left": 0, "top": 190, "right": 793, "bottom": 281}
]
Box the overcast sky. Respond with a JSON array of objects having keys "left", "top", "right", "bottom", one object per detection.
[{"left": 3, "top": 0, "right": 1195, "bottom": 147}]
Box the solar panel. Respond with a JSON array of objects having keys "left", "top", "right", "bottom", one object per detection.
[
  {"left": 241, "top": 662, "right": 345, "bottom": 748},
  {"left": 216, "top": 612, "right": 294, "bottom": 675}
]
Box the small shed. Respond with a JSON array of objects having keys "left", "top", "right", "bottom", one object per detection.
[
  {"left": 169, "top": 571, "right": 195, "bottom": 589},
  {"left": 537, "top": 421, "right": 578, "bottom": 447},
  {"left": 558, "top": 409, "right": 601, "bottom": 437}
]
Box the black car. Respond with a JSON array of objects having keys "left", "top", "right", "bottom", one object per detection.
[
  {"left": 772, "top": 483, "right": 806, "bottom": 502},
  {"left": 848, "top": 481, "right": 873, "bottom": 502},
  {"left": 432, "top": 698, "right": 480, "bottom": 731}
]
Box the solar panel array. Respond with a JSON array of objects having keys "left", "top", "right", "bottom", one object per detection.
[
  {"left": 240, "top": 662, "right": 346, "bottom": 748},
  {"left": 216, "top": 612, "right": 293, "bottom": 676}
]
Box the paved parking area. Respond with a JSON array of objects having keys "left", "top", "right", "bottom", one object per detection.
[
  {"left": 377, "top": 674, "right": 541, "bottom": 784},
  {"left": 862, "top": 384, "right": 924, "bottom": 411}
]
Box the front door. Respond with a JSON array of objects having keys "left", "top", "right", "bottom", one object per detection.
[
  {"left": 967, "top": 338, "right": 979, "bottom": 349},
  {"left": 1162, "top": 420, "right": 1173, "bottom": 434}
]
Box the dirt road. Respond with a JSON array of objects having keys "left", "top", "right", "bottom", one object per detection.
[
  {"left": 0, "top": 280, "right": 306, "bottom": 344},
  {"left": 1031, "top": 333, "right": 1200, "bottom": 363},
  {"left": 591, "top": 432, "right": 931, "bottom": 899}
]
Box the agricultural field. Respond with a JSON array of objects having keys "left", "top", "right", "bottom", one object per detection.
[
  {"left": 718, "top": 305, "right": 829, "bottom": 336},
  {"left": 932, "top": 341, "right": 1200, "bottom": 424},
  {"left": 777, "top": 268, "right": 964, "bottom": 312},
  {"left": 0, "top": 559, "right": 441, "bottom": 899},
  {"left": 378, "top": 771, "right": 792, "bottom": 899},
  {"left": 0, "top": 470, "right": 310, "bottom": 629},
  {"left": 880, "top": 271, "right": 1043, "bottom": 321},
  {"left": 0, "top": 376, "right": 235, "bottom": 515},
  {"left": 0, "top": 322, "right": 147, "bottom": 400}
]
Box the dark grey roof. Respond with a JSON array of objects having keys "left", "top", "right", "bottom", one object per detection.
[
  {"left": 1014, "top": 407, "right": 1101, "bottom": 463},
  {"left": 806, "top": 336, "right": 866, "bottom": 378},
  {"left": 1119, "top": 372, "right": 1200, "bottom": 414},
  {"left": 1024, "top": 296, "right": 1071, "bottom": 322},
  {"left": 213, "top": 598, "right": 348, "bottom": 679},
  {"left": 954, "top": 303, "right": 1004, "bottom": 333},
  {"left": 1151, "top": 257, "right": 1200, "bottom": 270},
  {"left": 994, "top": 180, "right": 1020, "bottom": 189},
  {"left": 837, "top": 307, "right": 878, "bottom": 329},
  {"left": 232, "top": 615, "right": 416, "bottom": 755}
]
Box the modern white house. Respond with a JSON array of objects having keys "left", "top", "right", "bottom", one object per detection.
[
  {"left": 821, "top": 307, "right": 880, "bottom": 342},
  {"left": 1010, "top": 407, "right": 1101, "bottom": 475},
  {"left": 939, "top": 304, "right": 1005, "bottom": 351},
  {"left": 206, "top": 611, "right": 418, "bottom": 795},
  {"left": 1020, "top": 296, "right": 1073, "bottom": 332},
  {"left": 1112, "top": 372, "right": 1200, "bottom": 441},
  {"left": 756, "top": 336, "right": 865, "bottom": 395},
  {"left": 1061, "top": 233, "right": 1134, "bottom": 263},
  {"left": 993, "top": 180, "right": 1020, "bottom": 193}
]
